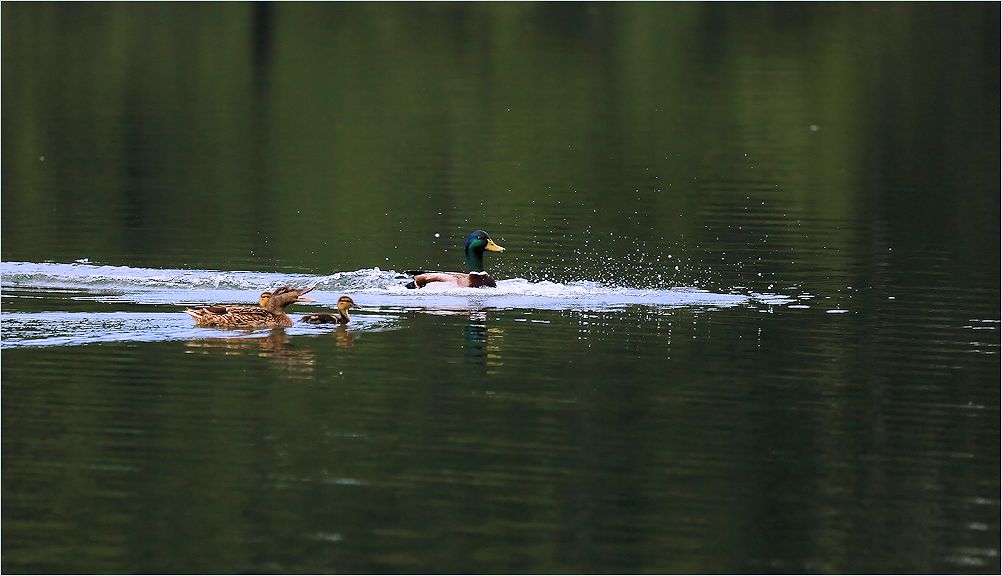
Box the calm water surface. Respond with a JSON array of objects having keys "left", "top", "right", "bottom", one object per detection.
[{"left": 2, "top": 3, "right": 999, "bottom": 574}]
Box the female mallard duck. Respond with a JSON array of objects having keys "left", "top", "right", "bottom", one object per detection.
[
  {"left": 404, "top": 230, "right": 505, "bottom": 288},
  {"left": 301, "top": 296, "right": 361, "bottom": 324},
  {"left": 186, "top": 285, "right": 316, "bottom": 328}
]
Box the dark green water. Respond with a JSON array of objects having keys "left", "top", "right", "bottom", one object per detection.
[{"left": 2, "top": 3, "right": 999, "bottom": 573}]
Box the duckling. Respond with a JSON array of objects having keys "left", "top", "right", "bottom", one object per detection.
[
  {"left": 404, "top": 230, "right": 505, "bottom": 288},
  {"left": 301, "top": 296, "right": 361, "bottom": 324},
  {"left": 186, "top": 285, "right": 316, "bottom": 328}
]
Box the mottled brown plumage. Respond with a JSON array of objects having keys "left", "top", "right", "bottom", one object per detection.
[
  {"left": 301, "top": 296, "right": 360, "bottom": 324},
  {"left": 186, "top": 285, "right": 316, "bottom": 328}
]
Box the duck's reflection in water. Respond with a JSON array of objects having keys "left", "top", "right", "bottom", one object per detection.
[
  {"left": 331, "top": 325, "right": 355, "bottom": 349},
  {"left": 464, "top": 310, "right": 504, "bottom": 375},
  {"left": 184, "top": 328, "right": 317, "bottom": 377}
]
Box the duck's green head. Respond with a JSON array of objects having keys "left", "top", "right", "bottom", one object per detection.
[{"left": 464, "top": 230, "right": 505, "bottom": 272}]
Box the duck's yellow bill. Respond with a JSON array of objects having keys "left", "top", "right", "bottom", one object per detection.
[{"left": 485, "top": 238, "right": 505, "bottom": 253}]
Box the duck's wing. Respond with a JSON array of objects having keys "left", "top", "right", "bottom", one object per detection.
[
  {"left": 405, "top": 272, "right": 470, "bottom": 289},
  {"left": 187, "top": 305, "right": 279, "bottom": 326},
  {"left": 225, "top": 306, "right": 277, "bottom": 320},
  {"left": 186, "top": 305, "right": 222, "bottom": 320}
]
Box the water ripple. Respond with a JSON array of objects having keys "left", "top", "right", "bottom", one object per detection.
[{"left": 2, "top": 260, "right": 795, "bottom": 312}]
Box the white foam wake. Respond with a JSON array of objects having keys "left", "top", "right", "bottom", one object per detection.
[{"left": 2, "top": 260, "right": 795, "bottom": 311}]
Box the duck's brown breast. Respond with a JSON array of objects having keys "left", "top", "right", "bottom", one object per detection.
[{"left": 468, "top": 273, "right": 497, "bottom": 288}]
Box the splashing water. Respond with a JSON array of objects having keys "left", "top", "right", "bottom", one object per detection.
[
  {"left": 2, "top": 261, "right": 792, "bottom": 304},
  {"left": 2, "top": 261, "right": 797, "bottom": 348}
]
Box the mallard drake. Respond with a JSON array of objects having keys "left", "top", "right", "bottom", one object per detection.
[
  {"left": 186, "top": 285, "right": 316, "bottom": 328},
  {"left": 301, "top": 296, "right": 361, "bottom": 324},
  {"left": 404, "top": 230, "right": 505, "bottom": 288}
]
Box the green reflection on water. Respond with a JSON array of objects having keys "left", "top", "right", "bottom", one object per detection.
[
  {"left": 3, "top": 306, "right": 998, "bottom": 573},
  {"left": 2, "top": 2, "right": 999, "bottom": 574},
  {"left": 3, "top": 3, "right": 997, "bottom": 281}
]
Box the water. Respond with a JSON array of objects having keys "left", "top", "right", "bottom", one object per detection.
[
  {"left": 2, "top": 3, "right": 999, "bottom": 573},
  {"left": 2, "top": 261, "right": 790, "bottom": 349}
]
